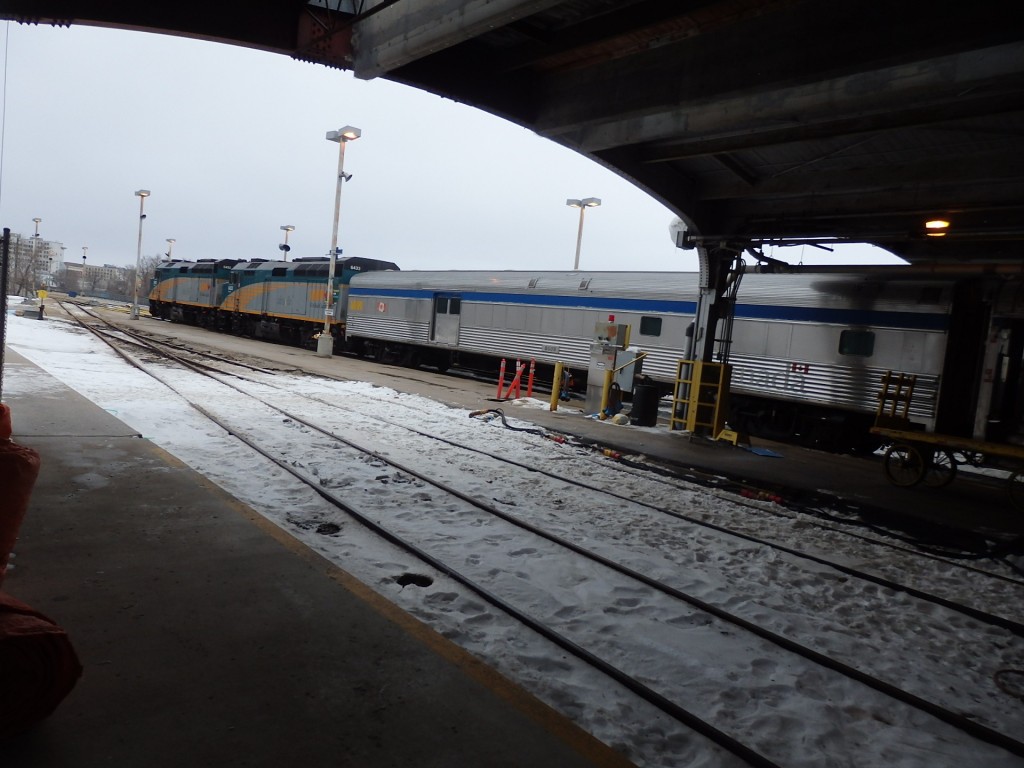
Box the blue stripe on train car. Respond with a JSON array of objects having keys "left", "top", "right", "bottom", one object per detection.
[
  {"left": 734, "top": 304, "right": 950, "bottom": 331},
  {"left": 349, "top": 287, "right": 949, "bottom": 331},
  {"left": 349, "top": 287, "right": 695, "bottom": 313}
]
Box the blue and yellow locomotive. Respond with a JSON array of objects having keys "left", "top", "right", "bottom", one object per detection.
[{"left": 148, "top": 256, "right": 398, "bottom": 348}]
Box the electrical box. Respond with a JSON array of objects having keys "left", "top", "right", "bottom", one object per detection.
[
  {"left": 614, "top": 346, "right": 643, "bottom": 391},
  {"left": 585, "top": 320, "right": 633, "bottom": 414}
]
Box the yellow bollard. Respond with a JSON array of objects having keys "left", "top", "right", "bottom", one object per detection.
[
  {"left": 550, "top": 362, "right": 564, "bottom": 411},
  {"left": 598, "top": 369, "right": 614, "bottom": 418}
]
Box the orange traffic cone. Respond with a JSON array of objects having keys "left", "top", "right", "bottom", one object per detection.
[{"left": 0, "top": 404, "right": 40, "bottom": 586}]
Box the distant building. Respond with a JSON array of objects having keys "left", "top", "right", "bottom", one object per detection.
[
  {"left": 4, "top": 231, "right": 64, "bottom": 292},
  {"left": 78, "top": 262, "right": 130, "bottom": 295}
]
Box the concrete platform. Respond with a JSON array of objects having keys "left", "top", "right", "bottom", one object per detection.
[{"left": 1, "top": 350, "right": 629, "bottom": 767}]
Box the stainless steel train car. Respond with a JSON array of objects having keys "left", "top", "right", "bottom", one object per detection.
[{"left": 344, "top": 269, "right": 995, "bottom": 451}]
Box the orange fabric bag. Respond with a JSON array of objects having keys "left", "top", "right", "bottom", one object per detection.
[
  {"left": 0, "top": 404, "right": 40, "bottom": 583},
  {"left": 0, "top": 591, "right": 83, "bottom": 740}
]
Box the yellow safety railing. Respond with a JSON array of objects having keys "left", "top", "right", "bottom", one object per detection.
[{"left": 669, "top": 360, "right": 731, "bottom": 437}]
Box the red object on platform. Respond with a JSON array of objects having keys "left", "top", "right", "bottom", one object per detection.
[
  {"left": 0, "top": 405, "right": 40, "bottom": 586},
  {"left": 0, "top": 591, "right": 82, "bottom": 740}
]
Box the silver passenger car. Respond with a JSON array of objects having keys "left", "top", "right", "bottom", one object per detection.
[{"left": 346, "top": 269, "right": 954, "bottom": 439}]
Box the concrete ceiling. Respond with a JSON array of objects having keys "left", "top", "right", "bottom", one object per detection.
[{"left": 4, "top": 0, "right": 1023, "bottom": 263}]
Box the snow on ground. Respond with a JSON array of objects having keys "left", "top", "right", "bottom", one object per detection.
[{"left": 3, "top": 308, "right": 1024, "bottom": 767}]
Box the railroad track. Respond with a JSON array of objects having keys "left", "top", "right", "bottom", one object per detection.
[
  {"left": 70, "top": 307, "right": 1024, "bottom": 575},
  {"left": 77, "top": 307, "right": 1024, "bottom": 612},
  {"left": 59, "top": 303, "right": 1024, "bottom": 766}
]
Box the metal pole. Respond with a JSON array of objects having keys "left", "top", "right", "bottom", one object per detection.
[
  {"left": 131, "top": 191, "right": 149, "bottom": 320},
  {"left": 30, "top": 218, "right": 41, "bottom": 297},
  {"left": 0, "top": 229, "right": 11, "bottom": 399},
  {"left": 317, "top": 127, "right": 359, "bottom": 358},
  {"left": 323, "top": 138, "right": 347, "bottom": 334},
  {"left": 572, "top": 205, "right": 586, "bottom": 270},
  {"left": 280, "top": 225, "right": 294, "bottom": 261}
]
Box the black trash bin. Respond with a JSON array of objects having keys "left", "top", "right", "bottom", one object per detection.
[{"left": 629, "top": 383, "right": 660, "bottom": 427}]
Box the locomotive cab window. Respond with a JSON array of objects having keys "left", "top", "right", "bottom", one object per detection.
[
  {"left": 839, "top": 330, "right": 875, "bottom": 357},
  {"left": 639, "top": 316, "right": 662, "bottom": 337}
]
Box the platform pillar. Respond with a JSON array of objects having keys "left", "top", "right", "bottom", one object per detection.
[{"left": 316, "top": 333, "right": 333, "bottom": 358}]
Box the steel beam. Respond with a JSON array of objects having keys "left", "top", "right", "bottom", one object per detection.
[
  {"left": 351, "top": 0, "right": 560, "bottom": 80},
  {"left": 537, "top": 43, "right": 1024, "bottom": 154}
]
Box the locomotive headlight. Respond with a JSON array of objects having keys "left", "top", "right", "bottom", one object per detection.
[{"left": 925, "top": 219, "right": 950, "bottom": 237}]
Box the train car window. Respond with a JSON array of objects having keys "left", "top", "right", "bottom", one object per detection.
[
  {"left": 839, "top": 330, "right": 875, "bottom": 356},
  {"left": 639, "top": 316, "right": 662, "bottom": 337},
  {"left": 435, "top": 297, "right": 449, "bottom": 315},
  {"left": 272, "top": 268, "right": 287, "bottom": 277},
  {"left": 449, "top": 298, "right": 461, "bottom": 315}
]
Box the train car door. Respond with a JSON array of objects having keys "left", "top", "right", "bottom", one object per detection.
[{"left": 431, "top": 293, "right": 461, "bottom": 345}]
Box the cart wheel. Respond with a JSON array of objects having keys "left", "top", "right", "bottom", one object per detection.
[
  {"left": 954, "top": 450, "right": 985, "bottom": 467},
  {"left": 924, "top": 449, "right": 957, "bottom": 488},
  {"left": 1008, "top": 470, "right": 1024, "bottom": 510},
  {"left": 884, "top": 443, "right": 926, "bottom": 487}
]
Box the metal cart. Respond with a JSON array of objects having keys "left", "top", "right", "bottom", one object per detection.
[{"left": 870, "top": 371, "right": 1024, "bottom": 508}]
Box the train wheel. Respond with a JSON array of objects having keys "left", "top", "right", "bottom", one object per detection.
[
  {"left": 883, "top": 443, "right": 925, "bottom": 487},
  {"left": 923, "top": 449, "right": 957, "bottom": 488},
  {"left": 1008, "top": 470, "right": 1024, "bottom": 510}
]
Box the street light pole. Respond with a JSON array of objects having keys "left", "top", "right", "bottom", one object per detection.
[
  {"left": 30, "top": 218, "right": 41, "bottom": 297},
  {"left": 317, "top": 125, "right": 361, "bottom": 358},
  {"left": 166, "top": 238, "right": 175, "bottom": 259},
  {"left": 280, "top": 225, "right": 294, "bottom": 260},
  {"left": 565, "top": 197, "right": 601, "bottom": 270},
  {"left": 57, "top": 246, "right": 66, "bottom": 288},
  {"left": 131, "top": 189, "right": 150, "bottom": 320}
]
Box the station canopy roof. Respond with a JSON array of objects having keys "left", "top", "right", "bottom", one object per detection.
[{"left": 7, "top": 0, "right": 1024, "bottom": 265}]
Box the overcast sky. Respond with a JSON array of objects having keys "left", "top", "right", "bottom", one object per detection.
[{"left": 0, "top": 22, "right": 903, "bottom": 272}]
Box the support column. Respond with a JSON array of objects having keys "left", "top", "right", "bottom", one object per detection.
[{"left": 687, "top": 243, "right": 744, "bottom": 364}]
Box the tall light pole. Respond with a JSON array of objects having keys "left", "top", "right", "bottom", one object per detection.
[
  {"left": 317, "top": 125, "right": 360, "bottom": 358},
  {"left": 131, "top": 189, "right": 150, "bottom": 320},
  {"left": 166, "top": 238, "right": 175, "bottom": 259},
  {"left": 57, "top": 245, "right": 66, "bottom": 288},
  {"left": 30, "top": 218, "right": 41, "bottom": 297},
  {"left": 81, "top": 246, "right": 88, "bottom": 294},
  {"left": 565, "top": 197, "right": 601, "bottom": 270},
  {"left": 280, "top": 225, "right": 294, "bottom": 260}
]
